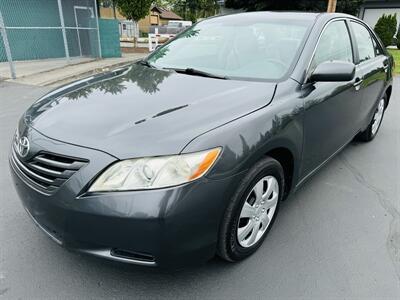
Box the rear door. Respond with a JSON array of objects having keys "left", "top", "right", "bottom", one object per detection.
[
  {"left": 302, "top": 20, "right": 361, "bottom": 176},
  {"left": 349, "top": 21, "right": 388, "bottom": 128}
]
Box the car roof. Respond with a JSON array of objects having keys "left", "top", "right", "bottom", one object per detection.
[
  {"left": 203, "top": 11, "right": 358, "bottom": 24},
  {"left": 198, "top": 12, "right": 312, "bottom": 25},
  {"left": 234, "top": 11, "right": 320, "bottom": 18}
]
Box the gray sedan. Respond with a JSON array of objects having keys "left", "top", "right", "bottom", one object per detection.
[{"left": 9, "top": 12, "right": 393, "bottom": 267}]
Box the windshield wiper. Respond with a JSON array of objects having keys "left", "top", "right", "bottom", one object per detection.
[
  {"left": 163, "top": 67, "right": 228, "bottom": 80},
  {"left": 137, "top": 60, "right": 156, "bottom": 69}
]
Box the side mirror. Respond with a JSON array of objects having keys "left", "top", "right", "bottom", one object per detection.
[{"left": 309, "top": 61, "right": 355, "bottom": 82}]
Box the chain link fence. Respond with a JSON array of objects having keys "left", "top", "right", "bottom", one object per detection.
[{"left": 0, "top": 0, "right": 101, "bottom": 79}]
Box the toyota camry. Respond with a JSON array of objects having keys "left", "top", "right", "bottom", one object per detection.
[{"left": 10, "top": 12, "right": 393, "bottom": 267}]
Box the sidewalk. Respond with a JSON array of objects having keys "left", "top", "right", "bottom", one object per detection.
[{"left": 0, "top": 53, "right": 147, "bottom": 87}]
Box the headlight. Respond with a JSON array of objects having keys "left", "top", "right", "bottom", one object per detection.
[{"left": 88, "top": 148, "right": 221, "bottom": 192}]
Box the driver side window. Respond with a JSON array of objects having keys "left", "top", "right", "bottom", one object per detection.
[{"left": 310, "top": 21, "right": 353, "bottom": 72}]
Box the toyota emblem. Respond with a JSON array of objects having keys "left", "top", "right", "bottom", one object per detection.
[{"left": 16, "top": 135, "right": 30, "bottom": 158}]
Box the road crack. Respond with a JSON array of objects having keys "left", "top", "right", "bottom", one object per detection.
[{"left": 339, "top": 153, "right": 400, "bottom": 281}]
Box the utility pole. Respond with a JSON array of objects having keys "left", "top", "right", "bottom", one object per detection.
[{"left": 327, "top": 0, "right": 337, "bottom": 12}]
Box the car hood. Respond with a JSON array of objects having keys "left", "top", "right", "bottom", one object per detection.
[{"left": 25, "top": 64, "right": 276, "bottom": 159}]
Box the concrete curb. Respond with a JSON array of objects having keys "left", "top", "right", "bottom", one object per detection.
[
  {"left": 7, "top": 54, "right": 147, "bottom": 87},
  {"left": 41, "top": 60, "right": 138, "bottom": 87},
  {"left": 12, "top": 58, "right": 98, "bottom": 81}
]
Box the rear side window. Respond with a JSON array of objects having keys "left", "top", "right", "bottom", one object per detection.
[
  {"left": 371, "top": 36, "right": 384, "bottom": 56},
  {"left": 351, "top": 21, "right": 376, "bottom": 63},
  {"left": 311, "top": 21, "right": 353, "bottom": 71}
]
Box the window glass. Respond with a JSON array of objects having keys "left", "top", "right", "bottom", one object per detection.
[
  {"left": 351, "top": 21, "right": 376, "bottom": 62},
  {"left": 311, "top": 21, "right": 353, "bottom": 71},
  {"left": 147, "top": 17, "right": 313, "bottom": 80},
  {"left": 371, "top": 36, "right": 383, "bottom": 56}
]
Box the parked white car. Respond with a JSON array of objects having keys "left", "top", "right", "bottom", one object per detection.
[{"left": 168, "top": 20, "right": 193, "bottom": 28}]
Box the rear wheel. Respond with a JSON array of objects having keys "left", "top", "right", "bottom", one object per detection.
[
  {"left": 217, "top": 157, "right": 284, "bottom": 262},
  {"left": 358, "top": 96, "right": 386, "bottom": 142}
]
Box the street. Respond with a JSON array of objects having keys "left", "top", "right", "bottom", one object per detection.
[{"left": 0, "top": 79, "right": 399, "bottom": 299}]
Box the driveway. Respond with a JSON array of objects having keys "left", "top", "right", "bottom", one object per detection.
[{"left": 0, "top": 80, "right": 399, "bottom": 299}]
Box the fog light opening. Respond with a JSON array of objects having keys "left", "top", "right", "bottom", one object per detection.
[{"left": 110, "top": 248, "right": 155, "bottom": 262}]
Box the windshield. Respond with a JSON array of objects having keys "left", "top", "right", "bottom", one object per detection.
[{"left": 147, "top": 15, "right": 313, "bottom": 81}]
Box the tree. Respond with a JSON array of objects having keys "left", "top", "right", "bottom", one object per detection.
[
  {"left": 172, "top": 0, "right": 220, "bottom": 22},
  {"left": 153, "top": 0, "right": 173, "bottom": 8},
  {"left": 114, "top": 0, "right": 153, "bottom": 46},
  {"left": 335, "top": 0, "right": 364, "bottom": 15},
  {"left": 374, "top": 14, "right": 397, "bottom": 47},
  {"left": 225, "top": 0, "right": 364, "bottom": 16}
]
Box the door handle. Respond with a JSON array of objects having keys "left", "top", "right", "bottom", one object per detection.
[
  {"left": 383, "top": 60, "right": 389, "bottom": 71},
  {"left": 353, "top": 78, "right": 363, "bottom": 91}
]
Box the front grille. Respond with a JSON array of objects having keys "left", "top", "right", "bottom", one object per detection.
[{"left": 10, "top": 145, "right": 87, "bottom": 194}]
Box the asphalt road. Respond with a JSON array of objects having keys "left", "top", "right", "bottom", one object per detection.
[{"left": 0, "top": 80, "right": 399, "bottom": 299}]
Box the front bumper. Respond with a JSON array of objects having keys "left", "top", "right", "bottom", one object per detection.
[{"left": 9, "top": 127, "right": 242, "bottom": 267}]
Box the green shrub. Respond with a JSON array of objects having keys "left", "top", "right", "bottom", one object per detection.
[{"left": 374, "top": 14, "right": 397, "bottom": 47}]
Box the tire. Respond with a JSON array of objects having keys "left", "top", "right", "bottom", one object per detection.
[
  {"left": 358, "top": 96, "right": 386, "bottom": 142},
  {"left": 217, "top": 156, "right": 284, "bottom": 262}
]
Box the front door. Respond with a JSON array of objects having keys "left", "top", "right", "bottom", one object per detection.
[{"left": 301, "top": 20, "right": 361, "bottom": 177}]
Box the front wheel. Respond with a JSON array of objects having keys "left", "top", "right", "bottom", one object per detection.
[
  {"left": 217, "top": 157, "right": 284, "bottom": 262},
  {"left": 358, "top": 96, "right": 386, "bottom": 142}
]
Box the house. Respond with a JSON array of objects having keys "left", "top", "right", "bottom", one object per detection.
[
  {"left": 359, "top": 0, "right": 400, "bottom": 27},
  {"left": 138, "top": 6, "right": 183, "bottom": 33},
  {"left": 99, "top": 4, "right": 183, "bottom": 37},
  {"left": 99, "top": 2, "right": 125, "bottom": 20}
]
